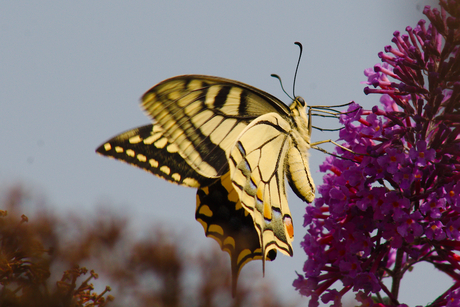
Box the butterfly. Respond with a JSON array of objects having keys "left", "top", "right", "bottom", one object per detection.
[{"left": 96, "top": 75, "right": 316, "bottom": 294}]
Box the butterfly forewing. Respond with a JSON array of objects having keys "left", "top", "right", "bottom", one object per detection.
[
  {"left": 96, "top": 124, "right": 213, "bottom": 187},
  {"left": 140, "top": 75, "right": 291, "bottom": 179}
]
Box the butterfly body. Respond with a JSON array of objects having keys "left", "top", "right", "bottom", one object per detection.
[
  {"left": 97, "top": 75, "right": 316, "bottom": 293},
  {"left": 286, "top": 97, "right": 316, "bottom": 203}
]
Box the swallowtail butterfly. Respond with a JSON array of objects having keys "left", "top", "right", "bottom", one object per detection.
[{"left": 96, "top": 74, "right": 316, "bottom": 293}]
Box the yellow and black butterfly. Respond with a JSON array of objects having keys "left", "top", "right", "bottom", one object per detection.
[{"left": 96, "top": 74, "right": 316, "bottom": 294}]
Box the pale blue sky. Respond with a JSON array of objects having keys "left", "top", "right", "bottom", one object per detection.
[{"left": 1, "top": 1, "right": 446, "bottom": 305}]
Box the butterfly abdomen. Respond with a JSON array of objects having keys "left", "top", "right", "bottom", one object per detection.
[{"left": 285, "top": 138, "right": 315, "bottom": 203}]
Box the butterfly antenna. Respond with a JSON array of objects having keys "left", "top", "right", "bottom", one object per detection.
[
  {"left": 293, "top": 42, "right": 303, "bottom": 98},
  {"left": 312, "top": 125, "right": 344, "bottom": 132},
  {"left": 271, "top": 74, "right": 293, "bottom": 100}
]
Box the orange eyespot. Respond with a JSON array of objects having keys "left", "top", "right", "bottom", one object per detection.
[{"left": 284, "top": 216, "right": 294, "bottom": 239}]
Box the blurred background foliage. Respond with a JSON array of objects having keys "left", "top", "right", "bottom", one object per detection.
[{"left": 0, "top": 184, "right": 298, "bottom": 307}]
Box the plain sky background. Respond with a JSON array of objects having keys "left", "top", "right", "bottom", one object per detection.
[{"left": 1, "top": 1, "right": 449, "bottom": 305}]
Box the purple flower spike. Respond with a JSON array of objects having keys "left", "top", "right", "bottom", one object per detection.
[{"left": 295, "top": 3, "right": 460, "bottom": 306}]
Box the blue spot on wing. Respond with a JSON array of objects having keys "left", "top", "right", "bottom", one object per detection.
[
  {"left": 249, "top": 176, "right": 257, "bottom": 190},
  {"left": 237, "top": 141, "right": 246, "bottom": 156}
]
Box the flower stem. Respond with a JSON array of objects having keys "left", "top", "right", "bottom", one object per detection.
[{"left": 391, "top": 248, "right": 404, "bottom": 300}]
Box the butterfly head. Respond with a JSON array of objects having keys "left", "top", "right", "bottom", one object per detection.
[
  {"left": 295, "top": 96, "right": 306, "bottom": 106},
  {"left": 289, "top": 96, "right": 307, "bottom": 112}
]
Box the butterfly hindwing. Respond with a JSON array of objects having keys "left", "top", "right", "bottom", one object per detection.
[
  {"left": 140, "top": 75, "right": 291, "bottom": 179},
  {"left": 96, "top": 124, "right": 214, "bottom": 187},
  {"left": 96, "top": 122, "right": 280, "bottom": 291},
  {"left": 228, "top": 113, "right": 295, "bottom": 260},
  {"left": 196, "top": 172, "right": 276, "bottom": 295}
]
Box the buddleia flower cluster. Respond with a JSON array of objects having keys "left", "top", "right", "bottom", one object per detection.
[{"left": 295, "top": 2, "right": 460, "bottom": 306}]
